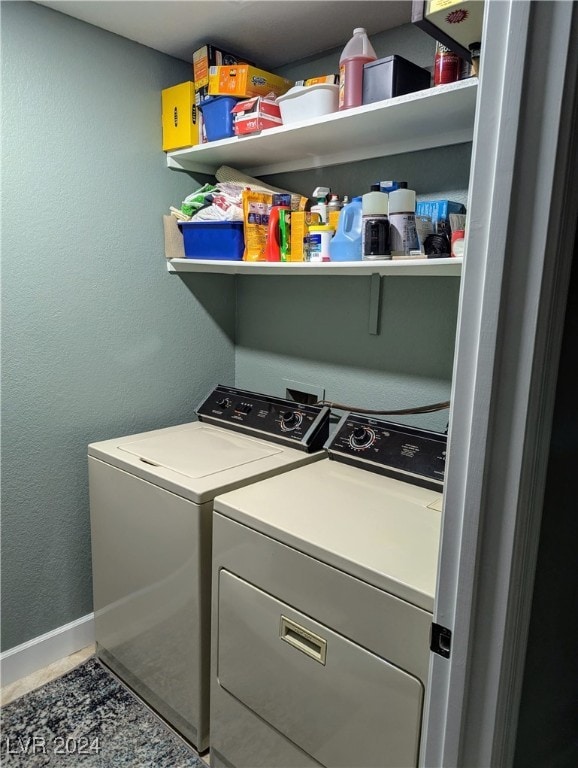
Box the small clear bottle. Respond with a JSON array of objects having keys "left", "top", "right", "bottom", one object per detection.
[{"left": 469, "top": 42, "right": 481, "bottom": 78}]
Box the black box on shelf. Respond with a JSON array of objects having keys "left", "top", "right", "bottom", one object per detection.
[{"left": 362, "top": 55, "right": 431, "bottom": 105}]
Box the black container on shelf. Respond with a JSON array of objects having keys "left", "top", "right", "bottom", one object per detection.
[{"left": 362, "top": 55, "right": 431, "bottom": 105}]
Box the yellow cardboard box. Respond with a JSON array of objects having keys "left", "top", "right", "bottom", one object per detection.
[
  {"left": 161, "top": 81, "right": 201, "bottom": 151},
  {"left": 425, "top": 0, "right": 484, "bottom": 49},
  {"left": 208, "top": 65, "right": 293, "bottom": 99}
]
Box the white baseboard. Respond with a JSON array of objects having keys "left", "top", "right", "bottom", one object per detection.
[{"left": 0, "top": 613, "right": 95, "bottom": 688}]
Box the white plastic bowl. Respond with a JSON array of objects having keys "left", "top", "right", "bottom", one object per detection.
[{"left": 277, "top": 84, "right": 339, "bottom": 124}]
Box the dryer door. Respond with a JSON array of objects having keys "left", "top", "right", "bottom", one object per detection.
[{"left": 217, "top": 570, "right": 424, "bottom": 768}]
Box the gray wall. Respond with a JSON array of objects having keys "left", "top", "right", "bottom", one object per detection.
[{"left": 1, "top": 2, "right": 235, "bottom": 651}]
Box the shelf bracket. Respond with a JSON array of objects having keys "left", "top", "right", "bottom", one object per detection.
[{"left": 369, "top": 273, "right": 382, "bottom": 335}]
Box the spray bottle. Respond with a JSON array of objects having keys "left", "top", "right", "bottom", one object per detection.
[{"left": 311, "top": 186, "right": 330, "bottom": 223}]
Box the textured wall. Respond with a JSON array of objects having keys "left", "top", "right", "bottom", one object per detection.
[
  {"left": 235, "top": 274, "right": 458, "bottom": 434},
  {"left": 278, "top": 21, "right": 436, "bottom": 80},
  {"left": 0, "top": 2, "right": 235, "bottom": 651},
  {"left": 1, "top": 9, "right": 468, "bottom": 652}
]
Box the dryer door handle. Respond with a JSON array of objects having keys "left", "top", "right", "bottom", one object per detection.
[{"left": 280, "top": 615, "right": 327, "bottom": 665}]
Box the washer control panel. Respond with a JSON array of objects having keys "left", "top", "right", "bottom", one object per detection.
[
  {"left": 328, "top": 413, "right": 447, "bottom": 490},
  {"left": 196, "top": 385, "right": 330, "bottom": 452}
]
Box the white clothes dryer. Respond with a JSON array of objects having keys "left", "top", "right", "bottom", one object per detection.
[
  {"left": 210, "top": 412, "right": 447, "bottom": 768},
  {"left": 88, "top": 385, "right": 329, "bottom": 752}
]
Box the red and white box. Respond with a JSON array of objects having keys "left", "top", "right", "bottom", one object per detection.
[{"left": 232, "top": 95, "right": 282, "bottom": 136}]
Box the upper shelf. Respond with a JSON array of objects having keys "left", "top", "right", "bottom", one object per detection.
[
  {"left": 166, "top": 257, "right": 462, "bottom": 277},
  {"left": 166, "top": 78, "right": 478, "bottom": 177}
]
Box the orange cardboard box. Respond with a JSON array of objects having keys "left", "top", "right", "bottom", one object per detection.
[
  {"left": 295, "top": 74, "right": 339, "bottom": 86},
  {"left": 192, "top": 44, "right": 251, "bottom": 105},
  {"left": 208, "top": 64, "right": 293, "bottom": 99}
]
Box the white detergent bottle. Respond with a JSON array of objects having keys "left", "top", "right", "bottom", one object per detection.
[{"left": 388, "top": 184, "right": 418, "bottom": 257}]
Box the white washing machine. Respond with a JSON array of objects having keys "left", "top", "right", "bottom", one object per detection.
[
  {"left": 210, "top": 412, "right": 447, "bottom": 768},
  {"left": 88, "top": 385, "right": 329, "bottom": 752}
]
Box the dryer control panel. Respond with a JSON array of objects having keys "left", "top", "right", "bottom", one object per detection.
[
  {"left": 328, "top": 413, "right": 447, "bottom": 490},
  {"left": 196, "top": 385, "right": 330, "bottom": 452}
]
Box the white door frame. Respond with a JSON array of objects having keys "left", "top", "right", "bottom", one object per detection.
[{"left": 422, "top": 1, "right": 578, "bottom": 765}]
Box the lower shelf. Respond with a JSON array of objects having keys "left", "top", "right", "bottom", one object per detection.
[{"left": 166, "top": 257, "right": 462, "bottom": 276}]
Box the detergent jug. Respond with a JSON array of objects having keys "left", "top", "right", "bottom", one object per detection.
[{"left": 329, "top": 196, "right": 363, "bottom": 261}]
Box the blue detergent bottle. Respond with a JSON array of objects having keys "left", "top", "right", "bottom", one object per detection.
[{"left": 329, "top": 196, "right": 363, "bottom": 261}]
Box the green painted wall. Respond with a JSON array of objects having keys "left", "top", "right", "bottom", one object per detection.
[
  {"left": 0, "top": 2, "right": 235, "bottom": 651},
  {"left": 235, "top": 273, "right": 459, "bottom": 434},
  {"left": 1, "top": 8, "right": 468, "bottom": 652}
]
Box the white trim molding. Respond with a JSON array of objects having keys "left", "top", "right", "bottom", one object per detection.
[
  {"left": 0, "top": 613, "right": 94, "bottom": 688},
  {"left": 423, "top": 1, "right": 578, "bottom": 766}
]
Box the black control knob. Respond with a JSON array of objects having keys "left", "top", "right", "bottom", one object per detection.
[
  {"left": 216, "top": 397, "right": 231, "bottom": 409},
  {"left": 280, "top": 410, "right": 302, "bottom": 431},
  {"left": 349, "top": 426, "right": 375, "bottom": 450}
]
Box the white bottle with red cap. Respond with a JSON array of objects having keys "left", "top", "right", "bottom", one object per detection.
[{"left": 339, "top": 28, "right": 377, "bottom": 110}]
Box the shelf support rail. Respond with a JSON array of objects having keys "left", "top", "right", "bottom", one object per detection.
[{"left": 369, "top": 273, "right": 382, "bottom": 335}]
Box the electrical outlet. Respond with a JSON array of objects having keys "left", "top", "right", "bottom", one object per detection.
[{"left": 283, "top": 379, "right": 325, "bottom": 405}]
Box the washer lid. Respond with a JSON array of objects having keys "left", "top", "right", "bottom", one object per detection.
[{"left": 119, "top": 425, "right": 282, "bottom": 479}]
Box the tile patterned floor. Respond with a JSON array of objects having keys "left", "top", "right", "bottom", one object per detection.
[{"left": 0, "top": 646, "right": 211, "bottom": 765}]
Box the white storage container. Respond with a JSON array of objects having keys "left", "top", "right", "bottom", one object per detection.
[{"left": 277, "top": 84, "right": 339, "bottom": 124}]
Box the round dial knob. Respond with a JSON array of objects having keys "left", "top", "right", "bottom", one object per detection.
[
  {"left": 216, "top": 397, "right": 231, "bottom": 409},
  {"left": 280, "top": 410, "right": 302, "bottom": 431},
  {"left": 349, "top": 426, "right": 375, "bottom": 450}
]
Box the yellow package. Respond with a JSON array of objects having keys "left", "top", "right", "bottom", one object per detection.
[
  {"left": 290, "top": 211, "right": 322, "bottom": 261},
  {"left": 242, "top": 190, "right": 273, "bottom": 261},
  {"left": 328, "top": 209, "right": 341, "bottom": 231}
]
